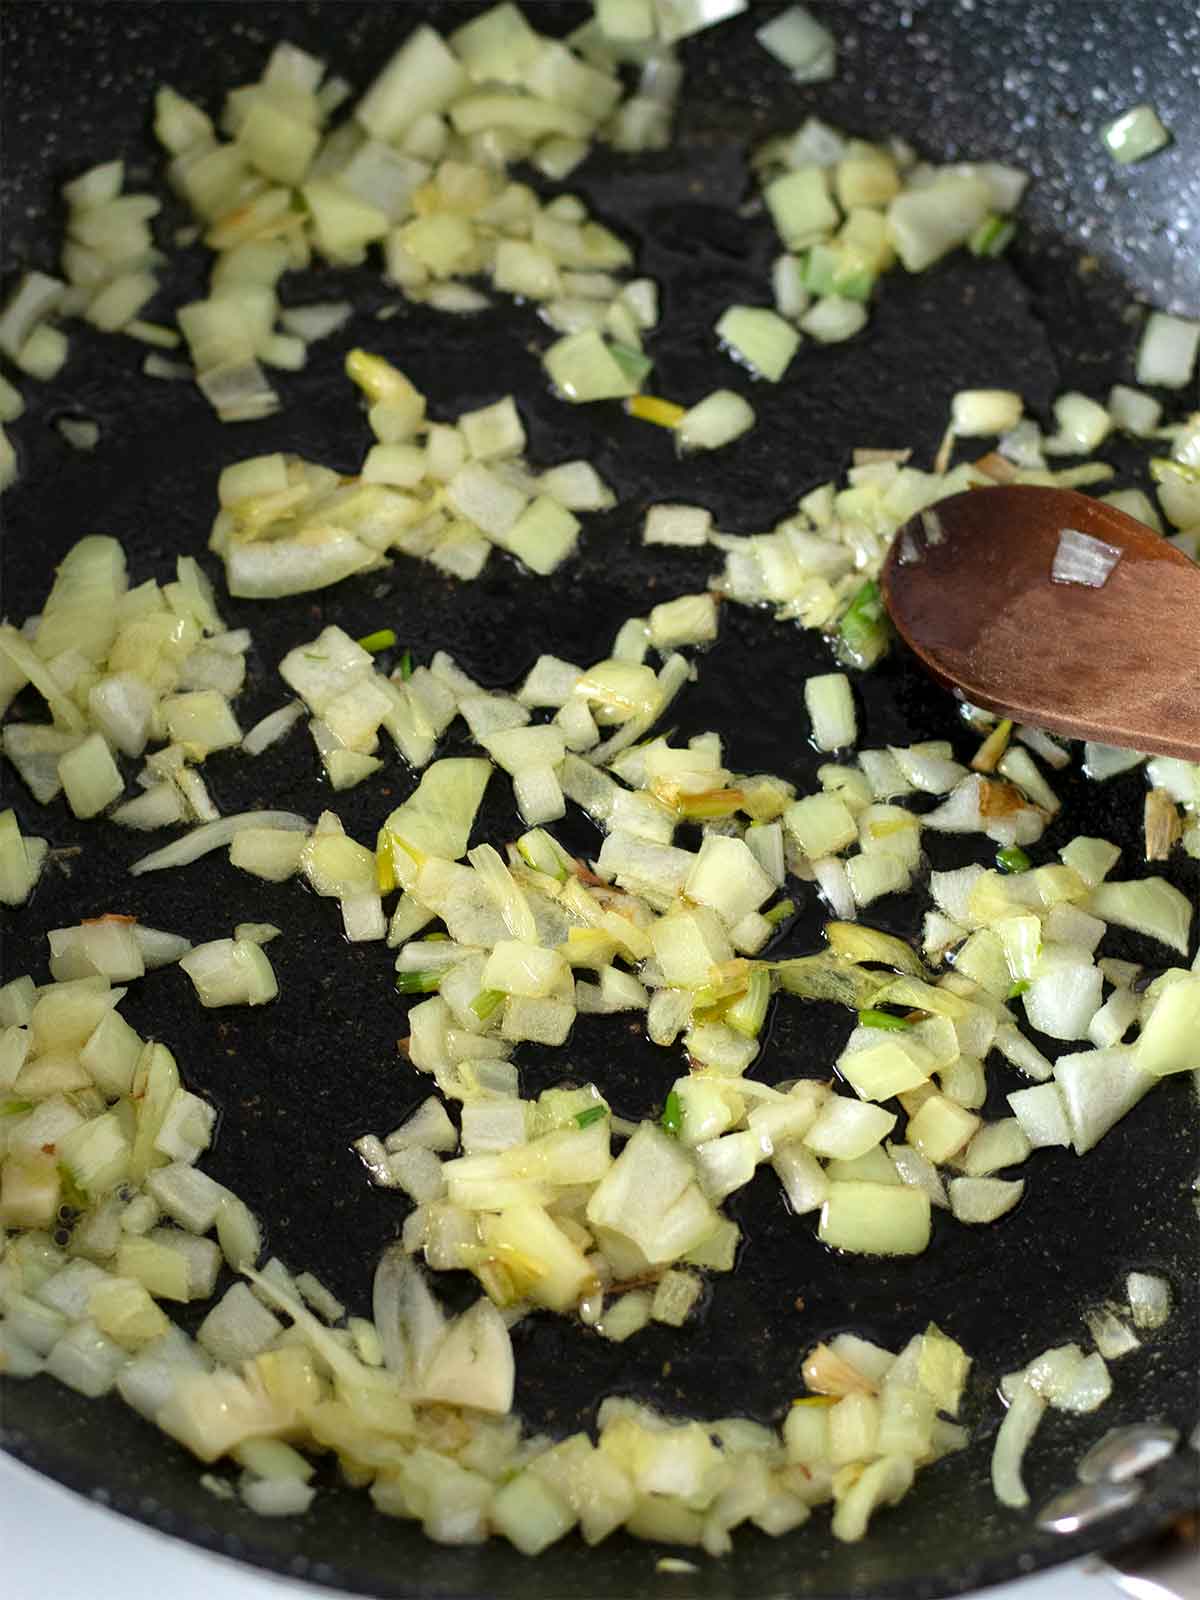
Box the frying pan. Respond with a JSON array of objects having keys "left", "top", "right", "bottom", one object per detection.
[{"left": 1, "top": 3, "right": 1197, "bottom": 1597}]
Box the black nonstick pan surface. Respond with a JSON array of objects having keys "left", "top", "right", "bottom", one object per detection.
[{"left": 1, "top": 4, "right": 1198, "bottom": 1597}]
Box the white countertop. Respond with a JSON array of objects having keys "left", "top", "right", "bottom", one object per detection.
[{"left": 1, "top": 1449, "right": 1133, "bottom": 1600}]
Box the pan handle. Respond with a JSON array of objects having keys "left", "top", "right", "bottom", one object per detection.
[{"left": 1091, "top": 1516, "right": 1200, "bottom": 1600}]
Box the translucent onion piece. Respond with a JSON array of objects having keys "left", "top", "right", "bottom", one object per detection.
[
  {"left": 130, "top": 811, "right": 311, "bottom": 875},
  {"left": 242, "top": 701, "right": 305, "bottom": 755},
  {"left": 992, "top": 1377, "right": 1046, "bottom": 1508},
  {"left": 1102, "top": 104, "right": 1171, "bottom": 165},
  {"left": 1051, "top": 528, "right": 1122, "bottom": 589}
]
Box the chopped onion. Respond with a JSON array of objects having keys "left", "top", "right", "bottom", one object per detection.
[
  {"left": 655, "top": 0, "right": 748, "bottom": 46},
  {"left": 716, "top": 305, "right": 800, "bottom": 383},
  {"left": 756, "top": 5, "right": 835, "bottom": 82},
  {"left": 241, "top": 701, "right": 305, "bottom": 755},
  {"left": 130, "top": 811, "right": 311, "bottom": 875},
  {"left": 991, "top": 1376, "right": 1045, "bottom": 1508},
  {"left": 799, "top": 296, "right": 867, "bottom": 345},
  {"left": 643, "top": 503, "right": 713, "bottom": 547},
  {"left": 950, "top": 390, "right": 1022, "bottom": 437},
  {"left": 278, "top": 301, "right": 353, "bottom": 342},
  {"left": 676, "top": 390, "right": 755, "bottom": 452},
  {"left": 1082, "top": 743, "right": 1145, "bottom": 783},
  {"left": 0, "top": 271, "right": 66, "bottom": 362},
  {"left": 1088, "top": 877, "right": 1192, "bottom": 956},
  {"left": 1126, "top": 1271, "right": 1172, "bottom": 1331},
  {"left": 197, "top": 359, "right": 280, "bottom": 423},
  {"left": 1102, "top": 105, "right": 1171, "bottom": 165},
  {"left": 1136, "top": 312, "right": 1200, "bottom": 390}
]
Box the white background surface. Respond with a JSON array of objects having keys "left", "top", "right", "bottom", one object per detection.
[{"left": 1, "top": 1449, "right": 1130, "bottom": 1600}]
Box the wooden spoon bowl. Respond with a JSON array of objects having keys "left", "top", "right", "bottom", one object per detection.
[{"left": 882, "top": 484, "right": 1200, "bottom": 761}]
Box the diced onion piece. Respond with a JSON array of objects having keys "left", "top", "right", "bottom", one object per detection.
[
  {"left": 1088, "top": 877, "right": 1192, "bottom": 956},
  {"left": 996, "top": 747, "right": 1059, "bottom": 813},
  {"left": 1044, "top": 392, "right": 1112, "bottom": 455},
  {"left": 1015, "top": 726, "right": 1070, "bottom": 769},
  {"left": 1107, "top": 385, "right": 1162, "bottom": 437},
  {"left": 241, "top": 1478, "right": 315, "bottom": 1517},
  {"left": 948, "top": 1176, "right": 1024, "bottom": 1224},
  {"left": 49, "top": 919, "right": 144, "bottom": 982},
  {"left": 764, "top": 166, "right": 838, "bottom": 250},
  {"left": 756, "top": 5, "right": 836, "bottom": 82},
  {"left": 356, "top": 26, "right": 467, "bottom": 143},
  {"left": 831, "top": 1455, "right": 914, "bottom": 1543},
  {"left": 18, "top": 324, "right": 69, "bottom": 381},
  {"left": 772, "top": 253, "right": 810, "bottom": 321},
  {"left": 242, "top": 701, "right": 305, "bottom": 755},
  {"left": 838, "top": 1041, "right": 930, "bottom": 1102},
  {"left": 1083, "top": 1306, "right": 1140, "bottom": 1362},
  {"left": 648, "top": 592, "right": 718, "bottom": 649},
  {"left": 162, "top": 689, "right": 242, "bottom": 755},
  {"left": 180, "top": 939, "right": 278, "bottom": 1008},
  {"left": 197, "top": 360, "right": 280, "bottom": 423},
  {"left": 785, "top": 792, "right": 858, "bottom": 857},
  {"left": 0, "top": 373, "right": 24, "bottom": 423},
  {"left": 655, "top": 0, "right": 748, "bottom": 46},
  {"left": 85, "top": 271, "right": 157, "bottom": 333},
  {"left": 886, "top": 1142, "right": 948, "bottom": 1209},
  {"left": 805, "top": 673, "right": 856, "bottom": 751},
  {"left": 643, "top": 503, "right": 712, "bottom": 547},
  {"left": 676, "top": 390, "right": 755, "bottom": 452},
  {"left": 0, "top": 271, "right": 66, "bottom": 362},
  {"left": 799, "top": 296, "right": 867, "bottom": 344},
  {"left": 0, "top": 809, "right": 47, "bottom": 907},
  {"left": 1102, "top": 105, "right": 1171, "bottom": 165},
  {"left": 58, "top": 732, "right": 123, "bottom": 818},
  {"left": 716, "top": 305, "right": 800, "bottom": 383},
  {"left": 1054, "top": 1045, "right": 1156, "bottom": 1154},
  {"left": 279, "top": 301, "right": 353, "bottom": 343},
  {"left": 886, "top": 176, "right": 991, "bottom": 272},
  {"left": 1135, "top": 976, "right": 1200, "bottom": 1076},
  {"left": 1082, "top": 743, "right": 1145, "bottom": 783},
  {"left": 818, "top": 1181, "right": 930, "bottom": 1255},
  {"left": 1136, "top": 313, "right": 1200, "bottom": 390},
  {"left": 846, "top": 851, "right": 910, "bottom": 907},
  {"left": 907, "top": 1094, "right": 980, "bottom": 1164},
  {"left": 131, "top": 812, "right": 311, "bottom": 875},
  {"left": 543, "top": 329, "right": 639, "bottom": 402},
  {"left": 1126, "top": 1271, "right": 1172, "bottom": 1331},
  {"left": 1006, "top": 1082, "right": 1071, "bottom": 1149},
  {"left": 812, "top": 857, "right": 855, "bottom": 920},
  {"left": 950, "top": 390, "right": 1022, "bottom": 437},
  {"left": 804, "top": 1098, "right": 896, "bottom": 1162}
]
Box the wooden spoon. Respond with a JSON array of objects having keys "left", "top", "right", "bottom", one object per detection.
[{"left": 882, "top": 484, "right": 1200, "bottom": 762}]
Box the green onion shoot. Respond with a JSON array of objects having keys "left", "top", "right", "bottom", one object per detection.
[
  {"left": 836, "top": 579, "right": 890, "bottom": 670},
  {"left": 996, "top": 845, "right": 1032, "bottom": 874},
  {"left": 726, "top": 967, "right": 771, "bottom": 1038},
  {"left": 858, "top": 1008, "right": 912, "bottom": 1031},
  {"left": 660, "top": 1090, "right": 682, "bottom": 1136},
  {"left": 609, "top": 343, "right": 654, "bottom": 387},
  {"left": 763, "top": 898, "right": 796, "bottom": 927},
  {"left": 395, "top": 970, "right": 442, "bottom": 995},
  {"left": 470, "top": 988, "right": 504, "bottom": 1021},
  {"left": 968, "top": 215, "right": 1016, "bottom": 258},
  {"left": 357, "top": 628, "right": 397, "bottom": 653}
]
